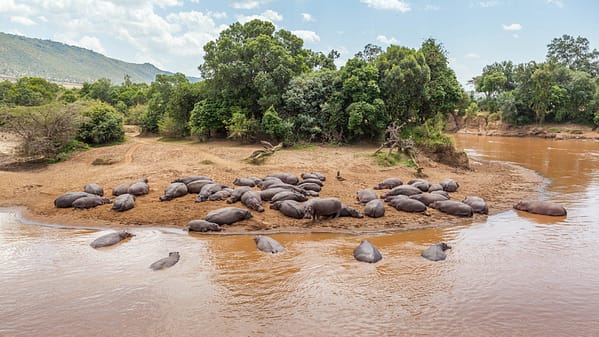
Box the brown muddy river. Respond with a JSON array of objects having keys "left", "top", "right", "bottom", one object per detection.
[{"left": 1, "top": 134, "right": 599, "bottom": 336}]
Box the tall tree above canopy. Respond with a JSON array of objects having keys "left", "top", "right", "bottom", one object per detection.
[
  {"left": 198, "top": 19, "right": 312, "bottom": 117},
  {"left": 547, "top": 34, "right": 599, "bottom": 76}
]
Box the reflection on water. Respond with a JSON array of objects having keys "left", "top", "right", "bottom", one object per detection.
[{"left": 2, "top": 135, "right": 599, "bottom": 336}]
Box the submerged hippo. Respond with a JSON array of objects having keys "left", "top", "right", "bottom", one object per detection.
[
  {"left": 112, "top": 193, "right": 136, "bottom": 212},
  {"left": 187, "top": 220, "right": 222, "bottom": 232},
  {"left": 353, "top": 240, "right": 383, "bottom": 263},
  {"left": 373, "top": 177, "right": 403, "bottom": 190},
  {"left": 205, "top": 207, "right": 252, "bottom": 225},
  {"left": 72, "top": 195, "right": 111, "bottom": 209},
  {"left": 513, "top": 200, "right": 567, "bottom": 216},
  {"left": 429, "top": 200, "right": 473, "bottom": 217},
  {"left": 159, "top": 182, "right": 188, "bottom": 201},
  {"left": 150, "top": 252, "right": 180, "bottom": 270},
  {"left": 270, "top": 200, "right": 306, "bottom": 219},
  {"left": 339, "top": 205, "right": 364, "bottom": 218},
  {"left": 254, "top": 235, "right": 285, "bottom": 254},
  {"left": 356, "top": 189, "right": 377, "bottom": 205},
  {"left": 90, "top": 231, "right": 134, "bottom": 248},
  {"left": 303, "top": 198, "right": 342, "bottom": 221},
  {"left": 440, "top": 178, "right": 459, "bottom": 192},
  {"left": 54, "top": 192, "right": 96, "bottom": 208},
  {"left": 241, "top": 190, "right": 264, "bottom": 212},
  {"left": 462, "top": 196, "right": 489, "bottom": 214},
  {"left": 421, "top": 242, "right": 452, "bottom": 261},
  {"left": 364, "top": 199, "right": 385, "bottom": 218},
  {"left": 84, "top": 183, "right": 104, "bottom": 196}
]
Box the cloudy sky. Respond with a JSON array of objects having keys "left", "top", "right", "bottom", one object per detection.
[{"left": 1, "top": 0, "right": 598, "bottom": 87}]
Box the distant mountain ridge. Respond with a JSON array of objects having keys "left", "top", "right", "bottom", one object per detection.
[{"left": 0, "top": 32, "right": 197, "bottom": 85}]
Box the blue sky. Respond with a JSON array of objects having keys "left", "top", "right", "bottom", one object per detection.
[{"left": 1, "top": 0, "right": 598, "bottom": 87}]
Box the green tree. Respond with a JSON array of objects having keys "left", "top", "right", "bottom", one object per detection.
[
  {"left": 77, "top": 103, "right": 124, "bottom": 145},
  {"left": 547, "top": 34, "right": 599, "bottom": 76},
  {"left": 140, "top": 73, "right": 187, "bottom": 133},
  {"left": 261, "top": 105, "right": 292, "bottom": 141}
]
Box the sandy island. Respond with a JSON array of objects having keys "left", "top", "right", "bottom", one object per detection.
[{"left": 0, "top": 130, "right": 544, "bottom": 233}]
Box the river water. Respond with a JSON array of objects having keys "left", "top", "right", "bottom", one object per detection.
[{"left": 1, "top": 134, "right": 599, "bottom": 336}]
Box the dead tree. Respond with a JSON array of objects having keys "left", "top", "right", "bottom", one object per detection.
[
  {"left": 245, "top": 141, "right": 283, "bottom": 164},
  {"left": 374, "top": 121, "right": 425, "bottom": 177}
]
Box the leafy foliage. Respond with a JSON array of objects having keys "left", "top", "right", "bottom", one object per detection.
[{"left": 77, "top": 103, "right": 124, "bottom": 145}]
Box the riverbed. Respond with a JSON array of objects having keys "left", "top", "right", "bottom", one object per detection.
[{"left": 1, "top": 134, "right": 598, "bottom": 336}]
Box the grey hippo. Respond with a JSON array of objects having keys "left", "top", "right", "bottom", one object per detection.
[
  {"left": 112, "top": 178, "right": 148, "bottom": 196},
  {"left": 159, "top": 182, "right": 188, "bottom": 201},
  {"left": 270, "top": 200, "right": 306, "bottom": 219},
  {"left": 233, "top": 177, "right": 258, "bottom": 187},
  {"left": 265, "top": 173, "right": 299, "bottom": 185},
  {"left": 513, "top": 200, "right": 567, "bottom": 216},
  {"left": 196, "top": 183, "right": 227, "bottom": 202},
  {"left": 301, "top": 172, "right": 326, "bottom": 181},
  {"left": 72, "top": 195, "right": 111, "bottom": 209},
  {"left": 373, "top": 177, "right": 403, "bottom": 190},
  {"left": 270, "top": 191, "right": 309, "bottom": 203},
  {"left": 408, "top": 179, "right": 431, "bottom": 192},
  {"left": 254, "top": 235, "right": 285, "bottom": 254},
  {"left": 84, "top": 183, "right": 104, "bottom": 196},
  {"left": 205, "top": 207, "right": 253, "bottom": 225},
  {"left": 353, "top": 240, "right": 383, "bottom": 263},
  {"left": 421, "top": 242, "right": 452, "bottom": 261},
  {"left": 364, "top": 199, "right": 385, "bottom": 218},
  {"left": 112, "top": 193, "right": 136, "bottom": 211},
  {"left": 440, "top": 178, "right": 459, "bottom": 192},
  {"left": 339, "top": 205, "right": 364, "bottom": 218},
  {"left": 387, "top": 196, "right": 427, "bottom": 213},
  {"left": 187, "top": 220, "right": 222, "bottom": 232},
  {"left": 185, "top": 179, "right": 214, "bottom": 194},
  {"left": 172, "top": 176, "right": 212, "bottom": 185},
  {"left": 226, "top": 186, "right": 253, "bottom": 203},
  {"left": 380, "top": 185, "right": 423, "bottom": 199},
  {"left": 241, "top": 190, "right": 264, "bottom": 212},
  {"left": 207, "top": 188, "right": 234, "bottom": 201},
  {"left": 356, "top": 189, "right": 377, "bottom": 205},
  {"left": 150, "top": 252, "right": 180, "bottom": 270},
  {"left": 90, "top": 231, "right": 134, "bottom": 248},
  {"left": 429, "top": 200, "right": 473, "bottom": 217},
  {"left": 462, "top": 196, "right": 489, "bottom": 214},
  {"left": 54, "top": 191, "right": 96, "bottom": 208},
  {"left": 303, "top": 198, "right": 342, "bottom": 221},
  {"left": 409, "top": 192, "right": 449, "bottom": 206}
]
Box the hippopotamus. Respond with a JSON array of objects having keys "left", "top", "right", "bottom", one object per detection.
[
  {"left": 270, "top": 200, "right": 306, "bottom": 219},
  {"left": 72, "top": 195, "right": 111, "bottom": 209},
  {"left": 265, "top": 173, "right": 299, "bottom": 185},
  {"left": 429, "top": 200, "right": 473, "bottom": 217},
  {"left": 128, "top": 179, "right": 149, "bottom": 196},
  {"left": 187, "top": 219, "right": 222, "bottom": 232},
  {"left": 159, "top": 182, "right": 188, "bottom": 201},
  {"left": 373, "top": 177, "right": 403, "bottom": 190},
  {"left": 440, "top": 178, "right": 459, "bottom": 192},
  {"left": 380, "top": 185, "right": 423, "bottom": 199},
  {"left": 462, "top": 196, "right": 489, "bottom": 214},
  {"left": 387, "top": 196, "right": 427, "bottom": 213},
  {"left": 208, "top": 188, "right": 234, "bottom": 201},
  {"left": 254, "top": 235, "right": 284, "bottom": 254},
  {"left": 408, "top": 179, "right": 432, "bottom": 192},
  {"left": 298, "top": 178, "right": 323, "bottom": 186},
  {"left": 364, "top": 199, "right": 385, "bottom": 218},
  {"left": 185, "top": 179, "right": 214, "bottom": 194},
  {"left": 421, "top": 242, "right": 451, "bottom": 261},
  {"left": 297, "top": 182, "right": 322, "bottom": 192},
  {"left": 205, "top": 207, "right": 253, "bottom": 225},
  {"left": 84, "top": 183, "right": 104, "bottom": 196},
  {"left": 258, "top": 177, "right": 284, "bottom": 190},
  {"left": 241, "top": 190, "right": 264, "bottom": 212},
  {"left": 263, "top": 183, "right": 306, "bottom": 195},
  {"left": 259, "top": 187, "right": 292, "bottom": 201},
  {"left": 270, "top": 191, "right": 309, "bottom": 203},
  {"left": 353, "top": 240, "right": 383, "bottom": 263},
  {"left": 303, "top": 198, "right": 342, "bottom": 221},
  {"left": 196, "top": 183, "right": 227, "bottom": 202},
  {"left": 172, "top": 176, "right": 212, "bottom": 185},
  {"left": 301, "top": 172, "right": 326, "bottom": 181},
  {"left": 90, "top": 231, "right": 134, "bottom": 248},
  {"left": 227, "top": 186, "right": 253, "bottom": 203},
  {"left": 431, "top": 190, "right": 450, "bottom": 199},
  {"left": 356, "top": 189, "right": 377, "bottom": 205},
  {"left": 233, "top": 177, "right": 258, "bottom": 187},
  {"left": 513, "top": 200, "right": 567, "bottom": 216},
  {"left": 54, "top": 192, "right": 96, "bottom": 208},
  {"left": 339, "top": 205, "right": 364, "bottom": 218},
  {"left": 410, "top": 192, "right": 449, "bottom": 206},
  {"left": 112, "top": 193, "right": 135, "bottom": 211},
  {"left": 428, "top": 183, "right": 443, "bottom": 192},
  {"left": 149, "top": 252, "right": 180, "bottom": 270}
]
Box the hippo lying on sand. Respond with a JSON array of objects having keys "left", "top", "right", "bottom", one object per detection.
[
  {"left": 150, "top": 252, "right": 180, "bottom": 270},
  {"left": 205, "top": 207, "right": 252, "bottom": 225},
  {"left": 254, "top": 235, "right": 285, "bottom": 254},
  {"left": 159, "top": 182, "right": 188, "bottom": 201},
  {"left": 364, "top": 199, "right": 385, "bottom": 218},
  {"left": 339, "top": 205, "right": 364, "bottom": 218},
  {"left": 356, "top": 189, "right": 377, "bottom": 205},
  {"left": 72, "top": 195, "right": 111, "bottom": 209},
  {"left": 90, "top": 231, "right": 134, "bottom": 248},
  {"left": 187, "top": 220, "right": 221, "bottom": 232},
  {"left": 270, "top": 200, "right": 306, "bottom": 219},
  {"left": 353, "top": 240, "right": 383, "bottom": 263},
  {"left": 462, "top": 196, "right": 489, "bottom": 214},
  {"left": 429, "top": 200, "right": 473, "bottom": 217},
  {"left": 373, "top": 177, "right": 403, "bottom": 190},
  {"left": 54, "top": 192, "right": 96, "bottom": 208},
  {"left": 303, "top": 198, "right": 342, "bottom": 221},
  {"left": 84, "top": 183, "right": 104, "bottom": 196},
  {"left": 421, "top": 242, "right": 451, "bottom": 261},
  {"left": 513, "top": 200, "right": 567, "bottom": 216},
  {"left": 112, "top": 193, "right": 135, "bottom": 211}
]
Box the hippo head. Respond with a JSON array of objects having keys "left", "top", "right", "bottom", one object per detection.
[
  {"left": 270, "top": 201, "right": 281, "bottom": 210},
  {"left": 438, "top": 242, "right": 451, "bottom": 251},
  {"left": 244, "top": 210, "right": 253, "bottom": 219},
  {"left": 169, "top": 252, "right": 180, "bottom": 258},
  {"left": 513, "top": 201, "right": 527, "bottom": 211},
  {"left": 118, "top": 231, "right": 135, "bottom": 239},
  {"left": 303, "top": 205, "right": 314, "bottom": 219},
  {"left": 256, "top": 205, "right": 265, "bottom": 212},
  {"left": 253, "top": 235, "right": 262, "bottom": 244}
]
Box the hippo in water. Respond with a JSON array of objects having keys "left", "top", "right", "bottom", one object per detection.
[
  {"left": 159, "top": 182, "right": 188, "bottom": 201},
  {"left": 429, "top": 200, "right": 473, "bottom": 217},
  {"left": 373, "top": 177, "right": 403, "bottom": 190},
  {"left": 421, "top": 242, "right": 452, "bottom": 261},
  {"left": 364, "top": 199, "right": 385, "bottom": 218},
  {"left": 84, "top": 183, "right": 104, "bottom": 196},
  {"left": 150, "top": 252, "right": 180, "bottom": 270},
  {"left": 270, "top": 200, "right": 306, "bottom": 219},
  {"left": 205, "top": 207, "right": 252, "bottom": 225},
  {"left": 72, "top": 195, "right": 111, "bottom": 209},
  {"left": 356, "top": 189, "right": 377, "bottom": 205},
  {"left": 462, "top": 196, "right": 489, "bottom": 214},
  {"left": 112, "top": 193, "right": 135, "bottom": 211},
  {"left": 90, "top": 231, "right": 134, "bottom": 248},
  {"left": 513, "top": 200, "right": 567, "bottom": 216},
  {"left": 353, "top": 240, "right": 383, "bottom": 263},
  {"left": 303, "top": 198, "right": 342, "bottom": 222},
  {"left": 54, "top": 192, "right": 96, "bottom": 208},
  {"left": 254, "top": 235, "right": 285, "bottom": 254},
  {"left": 187, "top": 220, "right": 222, "bottom": 232}
]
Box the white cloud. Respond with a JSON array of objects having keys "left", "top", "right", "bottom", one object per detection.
[
  {"left": 10, "top": 16, "right": 36, "bottom": 26},
  {"left": 70, "top": 35, "right": 107, "bottom": 54},
  {"left": 465, "top": 53, "right": 480, "bottom": 58},
  {"left": 502, "top": 23, "right": 522, "bottom": 31},
  {"left": 232, "top": 1, "right": 266, "bottom": 10},
  {"left": 547, "top": 0, "right": 564, "bottom": 7},
  {"left": 237, "top": 9, "right": 283, "bottom": 23},
  {"left": 292, "top": 30, "right": 320, "bottom": 43},
  {"left": 376, "top": 35, "right": 398, "bottom": 44},
  {"left": 479, "top": 1, "right": 498, "bottom": 7},
  {"left": 301, "top": 12, "right": 314, "bottom": 22},
  {"left": 360, "top": 0, "right": 411, "bottom": 12},
  {"left": 0, "top": 0, "right": 32, "bottom": 15}
]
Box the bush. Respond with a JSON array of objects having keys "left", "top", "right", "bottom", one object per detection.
[
  {"left": 226, "top": 111, "right": 258, "bottom": 143},
  {"left": 158, "top": 115, "right": 186, "bottom": 138},
  {"left": 261, "top": 105, "right": 292, "bottom": 142},
  {"left": 77, "top": 103, "right": 124, "bottom": 145}
]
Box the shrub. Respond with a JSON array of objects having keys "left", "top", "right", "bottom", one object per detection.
[
  {"left": 77, "top": 103, "right": 125, "bottom": 145},
  {"left": 226, "top": 111, "right": 258, "bottom": 143},
  {"left": 261, "top": 105, "right": 292, "bottom": 142}
]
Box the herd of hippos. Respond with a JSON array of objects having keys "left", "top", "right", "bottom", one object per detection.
[{"left": 54, "top": 172, "right": 567, "bottom": 268}]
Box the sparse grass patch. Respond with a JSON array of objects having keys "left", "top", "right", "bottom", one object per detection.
[
  {"left": 372, "top": 152, "right": 414, "bottom": 168},
  {"left": 51, "top": 140, "right": 89, "bottom": 163},
  {"left": 547, "top": 127, "right": 561, "bottom": 133},
  {"left": 199, "top": 159, "right": 214, "bottom": 165}
]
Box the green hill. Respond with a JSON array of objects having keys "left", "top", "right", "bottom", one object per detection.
[{"left": 0, "top": 32, "right": 181, "bottom": 85}]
